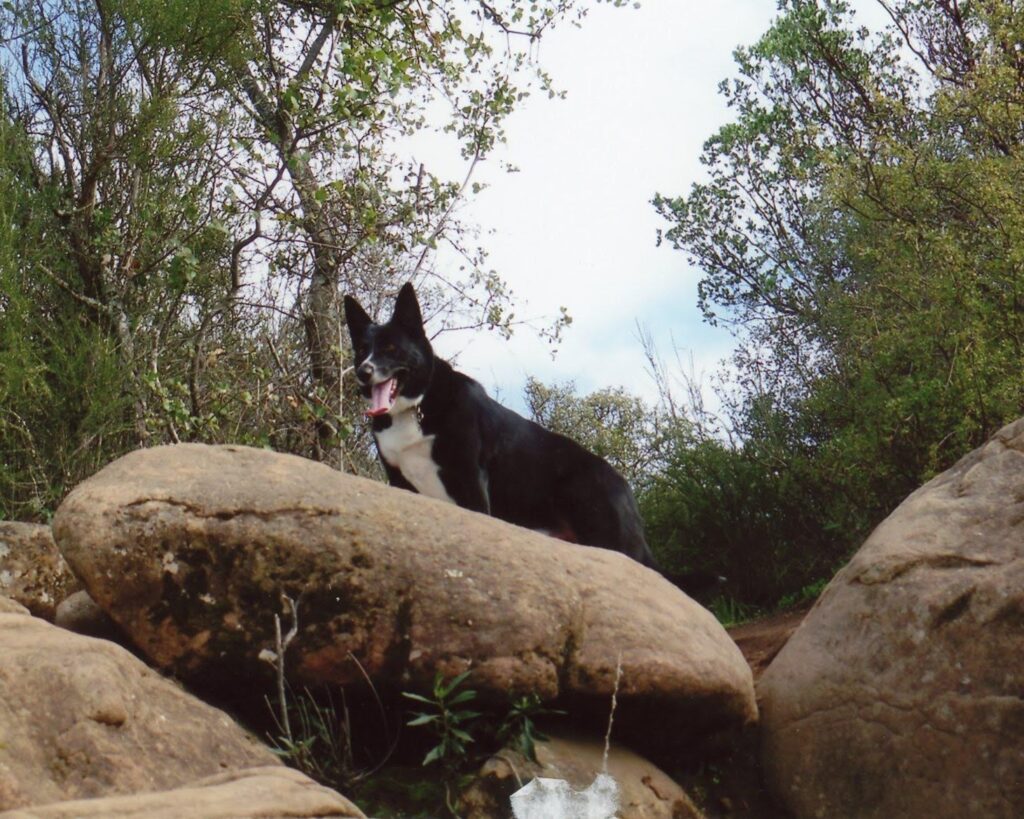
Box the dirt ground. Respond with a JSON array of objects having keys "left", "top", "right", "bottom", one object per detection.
[{"left": 727, "top": 606, "right": 810, "bottom": 682}]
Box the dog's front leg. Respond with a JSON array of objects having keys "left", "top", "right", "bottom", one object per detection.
[
  {"left": 429, "top": 431, "right": 490, "bottom": 514},
  {"left": 382, "top": 461, "right": 418, "bottom": 493},
  {"left": 438, "top": 467, "right": 491, "bottom": 515}
]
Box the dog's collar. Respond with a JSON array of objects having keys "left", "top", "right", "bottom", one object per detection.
[{"left": 410, "top": 394, "right": 426, "bottom": 426}]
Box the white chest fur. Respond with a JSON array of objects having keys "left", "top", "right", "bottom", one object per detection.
[{"left": 375, "top": 411, "right": 454, "bottom": 504}]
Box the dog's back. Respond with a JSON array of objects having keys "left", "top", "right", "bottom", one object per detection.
[{"left": 422, "top": 359, "right": 658, "bottom": 567}]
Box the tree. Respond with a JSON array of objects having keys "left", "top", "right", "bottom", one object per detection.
[
  {"left": 653, "top": 0, "right": 1024, "bottom": 603},
  {"left": 1, "top": 0, "right": 250, "bottom": 515},
  {"left": 0, "top": 0, "right": 626, "bottom": 518},
  {"left": 123, "top": 0, "right": 615, "bottom": 465},
  {"left": 523, "top": 377, "right": 662, "bottom": 486}
]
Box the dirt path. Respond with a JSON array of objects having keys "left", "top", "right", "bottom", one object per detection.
[{"left": 728, "top": 606, "right": 811, "bottom": 681}]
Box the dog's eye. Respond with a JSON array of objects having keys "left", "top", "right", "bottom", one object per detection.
[{"left": 384, "top": 344, "right": 396, "bottom": 353}]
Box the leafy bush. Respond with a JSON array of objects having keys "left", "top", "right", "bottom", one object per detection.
[{"left": 640, "top": 430, "right": 846, "bottom": 609}]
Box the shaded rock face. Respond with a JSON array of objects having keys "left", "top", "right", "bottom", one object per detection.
[
  {"left": 0, "top": 766, "right": 366, "bottom": 818},
  {"left": 0, "top": 609, "right": 278, "bottom": 810},
  {"left": 54, "top": 589, "right": 124, "bottom": 642},
  {"left": 53, "top": 443, "right": 756, "bottom": 747},
  {"left": 0, "top": 522, "right": 79, "bottom": 620},
  {"left": 462, "top": 732, "right": 703, "bottom": 819},
  {"left": 759, "top": 417, "right": 1024, "bottom": 819}
]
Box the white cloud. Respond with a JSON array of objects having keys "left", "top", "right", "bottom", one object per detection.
[{"left": 418, "top": 0, "right": 892, "bottom": 415}]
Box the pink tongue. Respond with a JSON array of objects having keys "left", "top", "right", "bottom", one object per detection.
[{"left": 366, "top": 378, "right": 396, "bottom": 417}]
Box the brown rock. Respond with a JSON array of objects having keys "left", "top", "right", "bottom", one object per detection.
[
  {"left": 53, "top": 444, "right": 756, "bottom": 746},
  {"left": 0, "top": 522, "right": 79, "bottom": 620},
  {"left": 759, "top": 417, "right": 1024, "bottom": 819},
  {"left": 55, "top": 589, "right": 124, "bottom": 642},
  {"left": 0, "top": 596, "right": 29, "bottom": 615},
  {"left": 0, "top": 766, "right": 366, "bottom": 818},
  {"left": 0, "top": 609, "right": 278, "bottom": 810},
  {"left": 462, "top": 732, "right": 703, "bottom": 819}
]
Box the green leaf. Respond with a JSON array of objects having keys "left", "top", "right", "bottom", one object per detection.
[
  {"left": 447, "top": 688, "right": 477, "bottom": 705},
  {"left": 449, "top": 710, "right": 482, "bottom": 723},
  {"left": 422, "top": 745, "right": 444, "bottom": 767},
  {"left": 439, "top": 670, "right": 472, "bottom": 698}
]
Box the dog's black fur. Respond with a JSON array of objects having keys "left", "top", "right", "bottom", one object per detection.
[{"left": 344, "top": 283, "right": 659, "bottom": 569}]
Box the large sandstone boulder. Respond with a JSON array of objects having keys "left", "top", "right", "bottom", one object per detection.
[
  {"left": 760, "top": 417, "right": 1024, "bottom": 819},
  {"left": 0, "top": 608, "right": 278, "bottom": 810},
  {"left": 461, "top": 732, "right": 703, "bottom": 819},
  {"left": 53, "top": 443, "right": 756, "bottom": 745},
  {"left": 0, "top": 522, "right": 79, "bottom": 620},
  {"left": 0, "top": 767, "right": 366, "bottom": 818}
]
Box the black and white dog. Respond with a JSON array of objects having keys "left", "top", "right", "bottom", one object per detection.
[{"left": 343, "top": 283, "right": 659, "bottom": 569}]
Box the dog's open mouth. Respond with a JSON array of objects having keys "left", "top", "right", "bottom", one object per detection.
[{"left": 366, "top": 377, "right": 400, "bottom": 417}]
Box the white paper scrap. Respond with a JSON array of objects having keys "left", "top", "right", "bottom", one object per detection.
[{"left": 510, "top": 773, "right": 619, "bottom": 819}]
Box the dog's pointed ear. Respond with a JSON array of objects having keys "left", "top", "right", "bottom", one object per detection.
[
  {"left": 392, "top": 282, "right": 425, "bottom": 336},
  {"left": 343, "top": 294, "right": 372, "bottom": 341}
]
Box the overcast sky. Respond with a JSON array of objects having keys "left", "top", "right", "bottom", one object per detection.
[{"left": 419, "top": 0, "right": 890, "bottom": 414}]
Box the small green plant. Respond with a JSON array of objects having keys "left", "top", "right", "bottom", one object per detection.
[
  {"left": 776, "top": 577, "right": 830, "bottom": 611},
  {"left": 404, "top": 670, "right": 482, "bottom": 768},
  {"left": 268, "top": 685, "right": 355, "bottom": 789},
  {"left": 403, "top": 670, "right": 482, "bottom": 815},
  {"left": 496, "top": 693, "right": 565, "bottom": 762},
  {"left": 263, "top": 594, "right": 394, "bottom": 792},
  {"left": 709, "top": 595, "right": 761, "bottom": 627}
]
